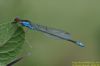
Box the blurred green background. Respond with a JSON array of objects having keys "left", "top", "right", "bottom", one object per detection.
[{"left": 0, "top": 0, "right": 100, "bottom": 66}]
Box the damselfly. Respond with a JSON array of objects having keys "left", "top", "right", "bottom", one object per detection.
[{"left": 12, "top": 17, "right": 85, "bottom": 47}]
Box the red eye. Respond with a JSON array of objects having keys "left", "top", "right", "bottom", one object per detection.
[{"left": 14, "top": 17, "right": 20, "bottom": 22}]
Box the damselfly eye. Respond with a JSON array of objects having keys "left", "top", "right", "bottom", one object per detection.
[
  {"left": 14, "top": 17, "right": 20, "bottom": 22},
  {"left": 11, "top": 17, "right": 20, "bottom": 24}
]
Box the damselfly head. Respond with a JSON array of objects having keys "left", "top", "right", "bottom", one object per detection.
[
  {"left": 12, "top": 17, "right": 21, "bottom": 24},
  {"left": 14, "top": 17, "right": 21, "bottom": 22}
]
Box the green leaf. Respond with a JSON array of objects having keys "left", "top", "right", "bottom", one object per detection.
[{"left": 0, "top": 22, "right": 25, "bottom": 66}]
